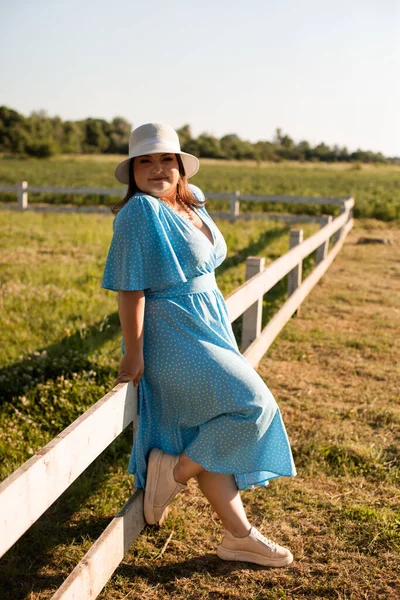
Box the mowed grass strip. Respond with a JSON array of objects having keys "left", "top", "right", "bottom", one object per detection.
[{"left": 0, "top": 211, "right": 399, "bottom": 599}]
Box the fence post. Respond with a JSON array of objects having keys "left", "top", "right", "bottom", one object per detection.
[
  {"left": 332, "top": 202, "right": 346, "bottom": 244},
  {"left": 315, "top": 215, "right": 333, "bottom": 265},
  {"left": 241, "top": 256, "right": 265, "bottom": 352},
  {"left": 229, "top": 190, "right": 240, "bottom": 222},
  {"left": 287, "top": 229, "right": 303, "bottom": 316},
  {"left": 348, "top": 198, "right": 354, "bottom": 221},
  {"left": 17, "top": 181, "right": 28, "bottom": 210}
]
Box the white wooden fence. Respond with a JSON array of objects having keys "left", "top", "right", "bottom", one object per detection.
[
  {"left": 0, "top": 181, "right": 348, "bottom": 225},
  {"left": 0, "top": 192, "right": 354, "bottom": 598}
]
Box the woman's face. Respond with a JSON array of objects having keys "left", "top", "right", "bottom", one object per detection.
[{"left": 133, "top": 153, "right": 180, "bottom": 200}]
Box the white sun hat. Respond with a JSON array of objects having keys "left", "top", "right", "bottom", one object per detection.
[{"left": 114, "top": 122, "right": 200, "bottom": 184}]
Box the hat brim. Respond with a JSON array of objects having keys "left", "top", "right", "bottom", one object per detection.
[{"left": 114, "top": 151, "right": 200, "bottom": 185}]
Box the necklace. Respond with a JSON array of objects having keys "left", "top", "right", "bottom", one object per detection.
[{"left": 162, "top": 195, "right": 196, "bottom": 223}]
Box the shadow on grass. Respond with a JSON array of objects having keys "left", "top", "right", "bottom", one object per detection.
[
  {"left": 230, "top": 247, "right": 316, "bottom": 350},
  {"left": 0, "top": 311, "right": 121, "bottom": 405},
  {"left": 216, "top": 225, "right": 289, "bottom": 277},
  {"left": 117, "top": 551, "right": 279, "bottom": 590},
  {"left": 0, "top": 428, "right": 133, "bottom": 600},
  {"left": 262, "top": 252, "right": 316, "bottom": 326},
  {"left": 1, "top": 546, "right": 281, "bottom": 600}
]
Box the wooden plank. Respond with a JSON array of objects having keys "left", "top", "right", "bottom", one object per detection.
[
  {"left": 343, "top": 197, "right": 355, "bottom": 211},
  {"left": 250, "top": 214, "right": 324, "bottom": 224},
  {"left": 0, "top": 185, "right": 18, "bottom": 193},
  {"left": 206, "top": 192, "right": 239, "bottom": 200},
  {"left": 225, "top": 208, "right": 351, "bottom": 322},
  {"left": 28, "top": 186, "right": 126, "bottom": 196},
  {"left": 0, "top": 204, "right": 111, "bottom": 214},
  {"left": 287, "top": 230, "right": 304, "bottom": 297},
  {"left": 333, "top": 204, "right": 346, "bottom": 244},
  {"left": 316, "top": 216, "right": 333, "bottom": 264},
  {"left": 0, "top": 382, "right": 137, "bottom": 558},
  {"left": 241, "top": 257, "right": 265, "bottom": 351},
  {"left": 1, "top": 186, "right": 349, "bottom": 207},
  {"left": 17, "top": 181, "right": 28, "bottom": 209},
  {"left": 209, "top": 212, "right": 325, "bottom": 224},
  {"left": 229, "top": 191, "right": 240, "bottom": 222},
  {"left": 206, "top": 192, "right": 344, "bottom": 206},
  {"left": 0, "top": 203, "right": 20, "bottom": 210},
  {"left": 287, "top": 230, "right": 304, "bottom": 317},
  {"left": 28, "top": 205, "right": 111, "bottom": 214},
  {"left": 51, "top": 489, "right": 145, "bottom": 600},
  {"left": 243, "top": 219, "right": 353, "bottom": 366},
  {"left": 237, "top": 194, "right": 344, "bottom": 206}
]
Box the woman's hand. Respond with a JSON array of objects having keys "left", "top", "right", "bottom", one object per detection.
[{"left": 114, "top": 351, "right": 144, "bottom": 388}]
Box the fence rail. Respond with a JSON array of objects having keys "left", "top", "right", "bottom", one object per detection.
[
  {"left": 0, "top": 191, "right": 354, "bottom": 599},
  {"left": 0, "top": 182, "right": 349, "bottom": 224}
]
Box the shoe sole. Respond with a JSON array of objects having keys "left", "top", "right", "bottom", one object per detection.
[
  {"left": 144, "top": 448, "right": 164, "bottom": 525},
  {"left": 157, "top": 504, "right": 169, "bottom": 527},
  {"left": 216, "top": 546, "right": 293, "bottom": 567}
]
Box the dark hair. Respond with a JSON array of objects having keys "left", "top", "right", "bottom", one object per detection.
[{"left": 111, "top": 154, "right": 204, "bottom": 215}]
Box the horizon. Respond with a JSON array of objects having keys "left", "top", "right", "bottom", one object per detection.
[
  {"left": 1, "top": 1, "right": 399, "bottom": 156},
  {"left": 3, "top": 104, "right": 398, "bottom": 159}
]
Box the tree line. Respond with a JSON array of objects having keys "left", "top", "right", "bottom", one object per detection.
[{"left": 0, "top": 105, "right": 395, "bottom": 164}]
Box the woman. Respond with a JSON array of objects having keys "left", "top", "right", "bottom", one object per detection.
[{"left": 102, "top": 123, "right": 296, "bottom": 567}]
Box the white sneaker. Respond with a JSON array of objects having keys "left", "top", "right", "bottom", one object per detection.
[
  {"left": 217, "top": 526, "right": 293, "bottom": 567},
  {"left": 144, "top": 448, "right": 186, "bottom": 525}
]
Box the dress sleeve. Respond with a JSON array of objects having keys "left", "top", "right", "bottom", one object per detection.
[{"left": 101, "top": 194, "right": 188, "bottom": 292}]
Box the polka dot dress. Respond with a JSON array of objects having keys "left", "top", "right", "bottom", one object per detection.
[{"left": 102, "top": 184, "right": 296, "bottom": 490}]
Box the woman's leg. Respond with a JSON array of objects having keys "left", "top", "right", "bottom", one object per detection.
[
  {"left": 173, "top": 452, "right": 205, "bottom": 482},
  {"left": 173, "top": 453, "right": 251, "bottom": 537},
  {"left": 196, "top": 471, "right": 251, "bottom": 537},
  {"left": 150, "top": 450, "right": 293, "bottom": 565}
]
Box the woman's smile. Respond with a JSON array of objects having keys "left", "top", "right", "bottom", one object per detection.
[{"left": 133, "top": 153, "right": 180, "bottom": 199}]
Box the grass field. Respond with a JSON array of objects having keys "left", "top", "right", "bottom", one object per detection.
[
  {"left": 1, "top": 155, "right": 400, "bottom": 220},
  {"left": 0, "top": 206, "right": 399, "bottom": 599}
]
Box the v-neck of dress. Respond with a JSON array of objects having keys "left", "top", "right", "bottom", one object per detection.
[{"left": 159, "top": 201, "right": 216, "bottom": 247}]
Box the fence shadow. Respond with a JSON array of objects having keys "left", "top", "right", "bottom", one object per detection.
[
  {"left": 0, "top": 427, "right": 134, "bottom": 600},
  {"left": 0, "top": 548, "right": 279, "bottom": 600},
  {"left": 261, "top": 252, "right": 316, "bottom": 326},
  {"left": 0, "top": 224, "right": 295, "bottom": 405},
  {"left": 117, "top": 552, "right": 279, "bottom": 586},
  {"left": 230, "top": 248, "right": 316, "bottom": 348},
  {"left": 0, "top": 311, "right": 120, "bottom": 405},
  {"left": 216, "top": 225, "right": 289, "bottom": 276}
]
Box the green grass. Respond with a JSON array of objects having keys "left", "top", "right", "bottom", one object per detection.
[
  {"left": 1, "top": 155, "right": 400, "bottom": 220},
  {"left": 0, "top": 212, "right": 399, "bottom": 599},
  {"left": 0, "top": 210, "right": 316, "bottom": 478}
]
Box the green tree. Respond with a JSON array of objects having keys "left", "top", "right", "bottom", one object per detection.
[
  {"left": 108, "top": 116, "right": 131, "bottom": 153},
  {"left": 313, "top": 142, "right": 334, "bottom": 162},
  {"left": 26, "top": 111, "right": 59, "bottom": 157},
  {"left": 296, "top": 140, "right": 312, "bottom": 161},
  {"left": 220, "top": 134, "right": 242, "bottom": 159},
  {"left": 176, "top": 124, "right": 192, "bottom": 151},
  {"left": 254, "top": 141, "right": 277, "bottom": 161},
  {"left": 61, "top": 121, "right": 84, "bottom": 153},
  {"left": 273, "top": 128, "right": 297, "bottom": 159},
  {"left": 196, "top": 134, "right": 223, "bottom": 158},
  {"left": 82, "top": 118, "right": 109, "bottom": 153},
  {"left": 0, "top": 106, "right": 29, "bottom": 153}
]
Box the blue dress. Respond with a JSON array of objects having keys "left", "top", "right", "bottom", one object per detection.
[{"left": 102, "top": 184, "right": 296, "bottom": 490}]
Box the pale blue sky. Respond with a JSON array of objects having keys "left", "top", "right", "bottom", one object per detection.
[{"left": 1, "top": 0, "right": 399, "bottom": 155}]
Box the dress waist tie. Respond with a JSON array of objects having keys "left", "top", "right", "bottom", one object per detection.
[{"left": 145, "top": 271, "right": 217, "bottom": 299}]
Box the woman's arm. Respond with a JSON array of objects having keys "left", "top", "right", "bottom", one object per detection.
[
  {"left": 114, "top": 290, "right": 145, "bottom": 387},
  {"left": 118, "top": 290, "right": 145, "bottom": 354}
]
